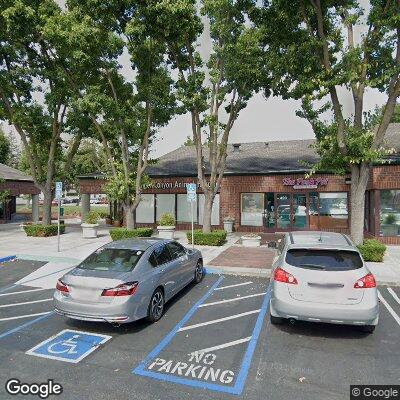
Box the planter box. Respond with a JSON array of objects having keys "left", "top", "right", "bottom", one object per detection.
[
  {"left": 157, "top": 226, "right": 175, "bottom": 239},
  {"left": 241, "top": 235, "right": 262, "bottom": 247},
  {"left": 81, "top": 223, "right": 99, "bottom": 238},
  {"left": 223, "top": 221, "right": 234, "bottom": 233}
]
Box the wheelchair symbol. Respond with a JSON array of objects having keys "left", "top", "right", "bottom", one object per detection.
[{"left": 47, "top": 334, "right": 80, "bottom": 355}]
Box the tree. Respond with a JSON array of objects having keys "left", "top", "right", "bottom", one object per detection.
[
  {"left": 151, "top": 0, "right": 267, "bottom": 232},
  {"left": 68, "top": 0, "right": 177, "bottom": 229},
  {"left": 254, "top": 0, "right": 400, "bottom": 244},
  {"left": 0, "top": 127, "right": 10, "bottom": 165},
  {"left": 390, "top": 102, "right": 400, "bottom": 123}
]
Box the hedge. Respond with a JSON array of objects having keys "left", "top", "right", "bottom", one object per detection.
[
  {"left": 357, "top": 239, "right": 387, "bottom": 262},
  {"left": 186, "top": 230, "right": 227, "bottom": 246},
  {"left": 110, "top": 227, "right": 153, "bottom": 241},
  {"left": 23, "top": 224, "right": 65, "bottom": 237}
]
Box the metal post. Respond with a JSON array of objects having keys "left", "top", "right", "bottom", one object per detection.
[
  {"left": 191, "top": 200, "right": 194, "bottom": 249},
  {"left": 57, "top": 199, "right": 61, "bottom": 252}
]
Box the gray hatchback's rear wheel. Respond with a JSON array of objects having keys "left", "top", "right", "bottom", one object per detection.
[
  {"left": 359, "top": 325, "right": 375, "bottom": 334},
  {"left": 270, "top": 315, "right": 285, "bottom": 325},
  {"left": 147, "top": 288, "right": 164, "bottom": 323},
  {"left": 193, "top": 260, "right": 204, "bottom": 284}
]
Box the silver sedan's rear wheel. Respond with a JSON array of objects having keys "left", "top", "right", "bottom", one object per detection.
[
  {"left": 147, "top": 289, "right": 164, "bottom": 323},
  {"left": 193, "top": 260, "right": 204, "bottom": 284}
]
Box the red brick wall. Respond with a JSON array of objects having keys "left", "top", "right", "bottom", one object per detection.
[{"left": 0, "top": 180, "right": 40, "bottom": 196}]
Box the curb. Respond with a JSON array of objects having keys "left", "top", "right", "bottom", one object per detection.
[{"left": 0, "top": 255, "right": 17, "bottom": 264}]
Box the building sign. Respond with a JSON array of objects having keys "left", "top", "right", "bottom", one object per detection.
[
  {"left": 142, "top": 180, "right": 207, "bottom": 190},
  {"left": 283, "top": 177, "right": 328, "bottom": 190}
]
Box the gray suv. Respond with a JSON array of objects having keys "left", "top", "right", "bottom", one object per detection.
[{"left": 270, "top": 231, "right": 379, "bottom": 333}]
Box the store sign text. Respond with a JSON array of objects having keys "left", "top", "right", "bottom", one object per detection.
[
  {"left": 142, "top": 181, "right": 209, "bottom": 190},
  {"left": 283, "top": 177, "right": 328, "bottom": 190}
]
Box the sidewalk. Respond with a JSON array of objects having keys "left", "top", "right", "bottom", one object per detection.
[{"left": 367, "top": 246, "right": 400, "bottom": 286}]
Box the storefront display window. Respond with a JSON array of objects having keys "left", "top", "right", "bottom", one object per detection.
[
  {"left": 319, "top": 193, "right": 348, "bottom": 229},
  {"left": 241, "top": 193, "right": 263, "bottom": 226},
  {"left": 156, "top": 194, "right": 175, "bottom": 222},
  {"left": 136, "top": 194, "right": 155, "bottom": 223},
  {"left": 198, "top": 194, "right": 220, "bottom": 226},
  {"left": 380, "top": 190, "right": 400, "bottom": 237},
  {"left": 177, "top": 194, "right": 198, "bottom": 223}
]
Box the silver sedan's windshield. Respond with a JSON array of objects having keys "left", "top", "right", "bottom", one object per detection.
[{"left": 78, "top": 248, "right": 143, "bottom": 272}]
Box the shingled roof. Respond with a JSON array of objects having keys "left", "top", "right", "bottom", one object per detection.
[
  {"left": 147, "top": 123, "right": 400, "bottom": 177},
  {"left": 0, "top": 163, "right": 34, "bottom": 182}
]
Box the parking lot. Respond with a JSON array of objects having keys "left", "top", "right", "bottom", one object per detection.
[{"left": 0, "top": 259, "right": 399, "bottom": 399}]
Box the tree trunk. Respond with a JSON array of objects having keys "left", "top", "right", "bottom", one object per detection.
[
  {"left": 124, "top": 203, "right": 135, "bottom": 230},
  {"left": 42, "top": 186, "right": 53, "bottom": 225},
  {"left": 202, "top": 191, "right": 214, "bottom": 233},
  {"left": 350, "top": 164, "right": 370, "bottom": 246}
]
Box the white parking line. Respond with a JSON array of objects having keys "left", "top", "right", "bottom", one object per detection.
[
  {"left": 199, "top": 293, "right": 266, "bottom": 307},
  {"left": 193, "top": 336, "right": 252, "bottom": 354},
  {"left": 0, "top": 299, "right": 53, "bottom": 308},
  {"left": 378, "top": 291, "right": 400, "bottom": 326},
  {"left": 0, "top": 311, "right": 52, "bottom": 322},
  {"left": 214, "top": 282, "right": 253, "bottom": 291},
  {"left": 178, "top": 309, "right": 261, "bottom": 332},
  {"left": 0, "top": 288, "right": 47, "bottom": 297},
  {"left": 387, "top": 288, "right": 400, "bottom": 306}
]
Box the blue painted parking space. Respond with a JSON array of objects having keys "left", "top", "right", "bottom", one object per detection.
[
  {"left": 26, "top": 329, "right": 112, "bottom": 363},
  {"left": 133, "top": 276, "right": 271, "bottom": 395}
]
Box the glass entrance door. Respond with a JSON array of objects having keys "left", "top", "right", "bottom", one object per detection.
[
  {"left": 275, "top": 193, "right": 309, "bottom": 230},
  {"left": 276, "top": 193, "right": 292, "bottom": 229}
]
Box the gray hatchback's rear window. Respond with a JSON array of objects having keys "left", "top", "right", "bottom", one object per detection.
[
  {"left": 285, "top": 249, "right": 363, "bottom": 271},
  {"left": 78, "top": 248, "right": 143, "bottom": 272}
]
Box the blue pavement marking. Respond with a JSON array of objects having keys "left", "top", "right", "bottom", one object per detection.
[
  {"left": 133, "top": 277, "right": 271, "bottom": 395},
  {"left": 26, "top": 329, "right": 112, "bottom": 363},
  {"left": 0, "top": 255, "right": 17, "bottom": 264},
  {"left": 0, "top": 312, "right": 55, "bottom": 341}
]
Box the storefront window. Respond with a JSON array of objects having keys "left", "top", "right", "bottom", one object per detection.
[
  {"left": 265, "top": 193, "right": 275, "bottom": 228},
  {"left": 380, "top": 190, "right": 400, "bottom": 237},
  {"left": 199, "top": 194, "right": 220, "bottom": 226},
  {"left": 177, "top": 194, "right": 198, "bottom": 223},
  {"left": 136, "top": 194, "right": 155, "bottom": 223},
  {"left": 0, "top": 201, "right": 4, "bottom": 219},
  {"left": 241, "top": 193, "right": 263, "bottom": 226},
  {"left": 319, "top": 193, "right": 348, "bottom": 229},
  {"left": 156, "top": 194, "right": 175, "bottom": 222}
]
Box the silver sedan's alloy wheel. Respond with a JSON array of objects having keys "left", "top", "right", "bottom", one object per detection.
[
  {"left": 194, "top": 261, "right": 204, "bottom": 283},
  {"left": 149, "top": 290, "right": 164, "bottom": 322}
]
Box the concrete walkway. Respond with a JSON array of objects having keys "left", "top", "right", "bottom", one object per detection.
[{"left": 0, "top": 224, "right": 399, "bottom": 285}]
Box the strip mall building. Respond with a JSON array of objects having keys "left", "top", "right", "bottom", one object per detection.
[{"left": 78, "top": 123, "right": 400, "bottom": 244}]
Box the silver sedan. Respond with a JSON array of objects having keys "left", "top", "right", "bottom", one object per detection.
[{"left": 54, "top": 238, "right": 204, "bottom": 324}]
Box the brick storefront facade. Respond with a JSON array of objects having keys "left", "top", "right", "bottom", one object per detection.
[{"left": 78, "top": 164, "right": 400, "bottom": 244}]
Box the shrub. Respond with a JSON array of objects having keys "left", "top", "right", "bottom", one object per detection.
[
  {"left": 85, "top": 211, "right": 99, "bottom": 224},
  {"left": 110, "top": 227, "right": 153, "bottom": 241},
  {"left": 384, "top": 214, "right": 397, "bottom": 225},
  {"left": 24, "top": 224, "right": 65, "bottom": 237},
  {"left": 159, "top": 213, "right": 175, "bottom": 226},
  {"left": 186, "top": 230, "right": 227, "bottom": 246},
  {"left": 97, "top": 210, "right": 108, "bottom": 219},
  {"left": 358, "top": 239, "right": 387, "bottom": 262}
]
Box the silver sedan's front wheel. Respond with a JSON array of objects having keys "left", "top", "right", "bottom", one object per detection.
[{"left": 147, "top": 289, "right": 164, "bottom": 323}]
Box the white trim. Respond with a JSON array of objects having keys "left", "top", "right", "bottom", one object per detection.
[
  {"left": 0, "top": 311, "right": 52, "bottom": 322},
  {"left": 387, "top": 288, "right": 400, "bottom": 306},
  {"left": 26, "top": 329, "right": 112, "bottom": 364},
  {"left": 378, "top": 291, "right": 400, "bottom": 327},
  {"left": 214, "top": 282, "right": 253, "bottom": 291},
  {"left": 178, "top": 309, "right": 260, "bottom": 332},
  {"left": 193, "top": 337, "right": 252, "bottom": 354},
  {"left": 199, "top": 293, "right": 266, "bottom": 308},
  {"left": 0, "top": 288, "right": 47, "bottom": 297},
  {"left": 0, "top": 299, "right": 52, "bottom": 308}
]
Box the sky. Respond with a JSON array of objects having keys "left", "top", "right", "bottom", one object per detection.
[{"left": 3, "top": 0, "right": 389, "bottom": 158}]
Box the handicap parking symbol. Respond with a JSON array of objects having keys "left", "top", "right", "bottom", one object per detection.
[{"left": 26, "top": 330, "right": 112, "bottom": 363}]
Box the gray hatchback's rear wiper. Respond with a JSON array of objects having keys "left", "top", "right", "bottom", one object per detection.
[{"left": 299, "top": 264, "right": 326, "bottom": 270}]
